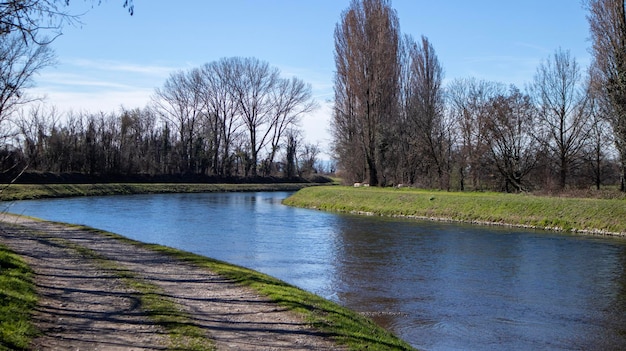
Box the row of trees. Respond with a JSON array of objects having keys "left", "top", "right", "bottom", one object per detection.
[
  {"left": 14, "top": 106, "right": 322, "bottom": 179},
  {"left": 9, "top": 57, "right": 322, "bottom": 179},
  {"left": 0, "top": 1, "right": 323, "bottom": 180},
  {"left": 332, "top": 0, "right": 624, "bottom": 192}
]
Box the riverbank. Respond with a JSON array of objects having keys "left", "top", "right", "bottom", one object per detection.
[
  {"left": 0, "top": 214, "right": 415, "bottom": 350},
  {"left": 283, "top": 186, "right": 626, "bottom": 237},
  {"left": 0, "top": 183, "right": 313, "bottom": 201}
]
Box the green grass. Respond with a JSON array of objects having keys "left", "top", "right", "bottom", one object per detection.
[
  {"left": 0, "top": 183, "right": 312, "bottom": 201},
  {"left": 283, "top": 186, "right": 626, "bottom": 235},
  {"left": 84, "top": 228, "right": 415, "bottom": 351},
  {"left": 0, "top": 244, "right": 38, "bottom": 351}
]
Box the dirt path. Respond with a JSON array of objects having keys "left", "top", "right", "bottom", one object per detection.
[{"left": 0, "top": 214, "right": 344, "bottom": 351}]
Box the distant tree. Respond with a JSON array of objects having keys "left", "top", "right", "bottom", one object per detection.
[
  {"left": 530, "top": 48, "right": 591, "bottom": 189},
  {"left": 152, "top": 69, "right": 203, "bottom": 173},
  {"left": 283, "top": 128, "right": 300, "bottom": 178},
  {"left": 586, "top": 0, "right": 626, "bottom": 190},
  {"left": 15, "top": 104, "right": 59, "bottom": 170},
  {"left": 448, "top": 78, "right": 504, "bottom": 190},
  {"left": 484, "top": 87, "right": 538, "bottom": 192},
  {"left": 228, "top": 57, "right": 279, "bottom": 177},
  {"left": 586, "top": 65, "right": 617, "bottom": 189},
  {"left": 265, "top": 76, "right": 316, "bottom": 175},
  {"left": 299, "top": 142, "right": 320, "bottom": 177},
  {"left": 332, "top": 0, "right": 400, "bottom": 186},
  {"left": 405, "top": 35, "right": 449, "bottom": 189},
  {"left": 0, "top": 0, "right": 130, "bottom": 181},
  {"left": 200, "top": 59, "right": 242, "bottom": 176}
]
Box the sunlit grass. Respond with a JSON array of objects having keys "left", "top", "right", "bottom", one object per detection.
[
  {"left": 283, "top": 186, "right": 626, "bottom": 235},
  {"left": 0, "top": 244, "right": 38, "bottom": 351}
]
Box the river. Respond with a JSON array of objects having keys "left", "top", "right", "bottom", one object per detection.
[{"left": 3, "top": 191, "right": 626, "bottom": 351}]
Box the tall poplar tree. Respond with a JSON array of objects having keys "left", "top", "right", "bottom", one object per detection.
[
  {"left": 332, "top": 0, "right": 400, "bottom": 186},
  {"left": 587, "top": 0, "right": 626, "bottom": 190}
]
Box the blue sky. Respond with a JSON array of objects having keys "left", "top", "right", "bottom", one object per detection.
[{"left": 30, "top": 1, "right": 591, "bottom": 150}]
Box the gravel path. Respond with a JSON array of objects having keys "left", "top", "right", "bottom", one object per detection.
[{"left": 0, "top": 214, "right": 344, "bottom": 351}]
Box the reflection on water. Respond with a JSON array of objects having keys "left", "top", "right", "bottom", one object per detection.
[{"left": 4, "top": 192, "right": 626, "bottom": 351}]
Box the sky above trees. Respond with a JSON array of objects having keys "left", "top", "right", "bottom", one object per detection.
[{"left": 29, "top": 1, "right": 590, "bottom": 152}]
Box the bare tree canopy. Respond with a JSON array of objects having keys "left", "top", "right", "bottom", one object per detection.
[
  {"left": 0, "top": 0, "right": 133, "bottom": 44},
  {"left": 405, "top": 35, "right": 449, "bottom": 189},
  {"left": 587, "top": 0, "right": 626, "bottom": 190},
  {"left": 151, "top": 57, "right": 316, "bottom": 177},
  {"left": 485, "top": 87, "right": 538, "bottom": 192},
  {"left": 448, "top": 78, "right": 504, "bottom": 190},
  {"left": 0, "top": 33, "right": 55, "bottom": 135},
  {"left": 530, "top": 48, "right": 591, "bottom": 189}
]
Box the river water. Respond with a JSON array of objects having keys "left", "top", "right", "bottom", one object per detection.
[{"left": 3, "top": 191, "right": 626, "bottom": 351}]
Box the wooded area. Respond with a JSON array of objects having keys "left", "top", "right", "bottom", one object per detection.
[
  {"left": 5, "top": 57, "right": 322, "bottom": 180},
  {"left": 0, "top": 2, "right": 325, "bottom": 181},
  {"left": 1, "top": 0, "right": 626, "bottom": 191},
  {"left": 332, "top": 0, "right": 626, "bottom": 192}
]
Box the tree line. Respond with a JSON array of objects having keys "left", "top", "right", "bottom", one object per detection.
[
  {"left": 3, "top": 0, "right": 626, "bottom": 191},
  {"left": 6, "top": 57, "right": 321, "bottom": 180},
  {"left": 333, "top": 0, "right": 625, "bottom": 192},
  {"left": 0, "top": 2, "right": 324, "bottom": 181}
]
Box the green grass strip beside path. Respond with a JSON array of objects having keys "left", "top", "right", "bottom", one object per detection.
[
  {"left": 0, "top": 244, "right": 37, "bottom": 351},
  {"left": 60, "top": 238, "right": 215, "bottom": 351},
  {"left": 283, "top": 186, "right": 626, "bottom": 236}
]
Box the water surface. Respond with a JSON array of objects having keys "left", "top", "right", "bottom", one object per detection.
[{"left": 4, "top": 192, "right": 626, "bottom": 351}]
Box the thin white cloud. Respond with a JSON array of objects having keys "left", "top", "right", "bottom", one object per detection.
[
  {"left": 65, "top": 58, "right": 177, "bottom": 77},
  {"left": 276, "top": 64, "right": 334, "bottom": 95},
  {"left": 28, "top": 86, "right": 154, "bottom": 113},
  {"left": 462, "top": 55, "right": 539, "bottom": 65},
  {"left": 514, "top": 41, "right": 553, "bottom": 55},
  {"left": 37, "top": 72, "right": 138, "bottom": 90}
]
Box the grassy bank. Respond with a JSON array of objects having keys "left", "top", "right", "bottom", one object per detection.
[
  {"left": 0, "top": 244, "right": 37, "bottom": 350},
  {"left": 283, "top": 186, "right": 626, "bottom": 236},
  {"left": 0, "top": 183, "right": 311, "bottom": 201}
]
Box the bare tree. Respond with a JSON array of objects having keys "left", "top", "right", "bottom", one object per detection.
[
  {"left": 283, "top": 128, "right": 300, "bottom": 178},
  {"left": 299, "top": 142, "right": 320, "bottom": 177},
  {"left": 0, "top": 33, "right": 54, "bottom": 132},
  {"left": 152, "top": 69, "right": 203, "bottom": 173},
  {"left": 0, "top": 0, "right": 133, "bottom": 44},
  {"left": 229, "top": 57, "right": 279, "bottom": 177},
  {"left": 15, "top": 103, "right": 59, "bottom": 170},
  {"left": 587, "top": 0, "right": 626, "bottom": 190},
  {"left": 485, "top": 87, "right": 538, "bottom": 192},
  {"left": 200, "top": 59, "right": 243, "bottom": 176},
  {"left": 585, "top": 65, "right": 617, "bottom": 189},
  {"left": 332, "top": 0, "right": 400, "bottom": 186},
  {"left": 0, "top": 31, "right": 54, "bottom": 185},
  {"left": 264, "top": 76, "right": 316, "bottom": 175},
  {"left": 530, "top": 48, "right": 590, "bottom": 189},
  {"left": 406, "top": 35, "right": 449, "bottom": 189},
  {"left": 448, "top": 78, "right": 504, "bottom": 190}
]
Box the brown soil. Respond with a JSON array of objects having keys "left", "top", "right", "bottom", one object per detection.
[{"left": 0, "top": 214, "right": 344, "bottom": 350}]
